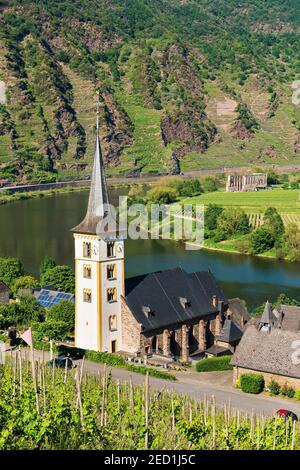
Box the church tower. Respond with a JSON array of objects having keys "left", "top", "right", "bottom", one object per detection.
[{"left": 72, "top": 110, "right": 124, "bottom": 353}]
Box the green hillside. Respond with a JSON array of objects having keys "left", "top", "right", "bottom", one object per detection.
[{"left": 1, "top": 0, "right": 300, "bottom": 182}]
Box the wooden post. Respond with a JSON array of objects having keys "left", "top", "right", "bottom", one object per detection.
[{"left": 145, "top": 372, "right": 149, "bottom": 450}]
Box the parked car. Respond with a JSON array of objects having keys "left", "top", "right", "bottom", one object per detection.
[
  {"left": 276, "top": 409, "right": 298, "bottom": 422},
  {"left": 47, "top": 356, "right": 75, "bottom": 369}
]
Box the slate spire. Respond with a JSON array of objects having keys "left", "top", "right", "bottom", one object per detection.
[
  {"left": 260, "top": 300, "right": 274, "bottom": 325},
  {"left": 72, "top": 105, "right": 109, "bottom": 235}
]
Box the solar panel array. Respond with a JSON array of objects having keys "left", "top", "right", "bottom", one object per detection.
[{"left": 35, "top": 289, "right": 75, "bottom": 308}]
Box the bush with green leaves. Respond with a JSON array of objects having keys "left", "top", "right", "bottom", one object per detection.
[
  {"left": 250, "top": 226, "right": 275, "bottom": 254},
  {"left": 240, "top": 373, "right": 265, "bottom": 394},
  {"left": 40, "top": 265, "right": 75, "bottom": 293},
  {"left": 147, "top": 187, "right": 178, "bottom": 204},
  {"left": 268, "top": 379, "right": 281, "bottom": 396},
  {"left": 281, "top": 384, "right": 295, "bottom": 399},
  {"left": 205, "top": 204, "right": 223, "bottom": 231},
  {"left": 47, "top": 300, "right": 75, "bottom": 332},
  {"left": 12, "top": 275, "right": 39, "bottom": 296},
  {"left": 0, "top": 257, "right": 24, "bottom": 287},
  {"left": 216, "top": 207, "right": 249, "bottom": 238},
  {"left": 196, "top": 355, "right": 233, "bottom": 372},
  {"left": 0, "top": 295, "right": 45, "bottom": 329},
  {"left": 295, "top": 390, "right": 300, "bottom": 401},
  {"left": 40, "top": 256, "right": 56, "bottom": 277},
  {"left": 33, "top": 320, "right": 70, "bottom": 342},
  {"left": 263, "top": 207, "right": 284, "bottom": 239}
]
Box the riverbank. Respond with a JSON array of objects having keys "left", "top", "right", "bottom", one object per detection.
[{"left": 0, "top": 185, "right": 90, "bottom": 205}]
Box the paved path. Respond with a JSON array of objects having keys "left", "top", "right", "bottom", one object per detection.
[{"left": 10, "top": 349, "right": 300, "bottom": 419}]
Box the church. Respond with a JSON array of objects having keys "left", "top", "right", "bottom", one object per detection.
[{"left": 72, "top": 112, "right": 248, "bottom": 360}]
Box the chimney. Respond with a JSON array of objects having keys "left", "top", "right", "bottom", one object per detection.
[
  {"left": 212, "top": 295, "right": 218, "bottom": 308},
  {"left": 218, "top": 300, "right": 225, "bottom": 320}
]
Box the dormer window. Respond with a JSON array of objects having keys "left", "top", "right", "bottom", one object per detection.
[
  {"left": 179, "top": 297, "right": 190, "bottom": 309},
  {"left": 142, "top": 306, "right": 154, "bottom": 318}
]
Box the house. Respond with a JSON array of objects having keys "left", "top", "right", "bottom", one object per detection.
[
  {"left": 0, "top": 282, "right": 10, "bottom": 304},
  {"left": 231, "top": 302, "right": 300, "bottom": 388}
]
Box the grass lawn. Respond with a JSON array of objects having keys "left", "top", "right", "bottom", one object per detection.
[{"left": 180, "top": 188, "right": 300, "bottom": 214}]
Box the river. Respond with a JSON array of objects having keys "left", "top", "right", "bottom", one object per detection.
[{"left": 1, "top": 189, "right": 300, "bottom": 311}]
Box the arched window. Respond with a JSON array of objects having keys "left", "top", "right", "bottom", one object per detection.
[
  {"left": 107, "top": 264, "right": 116, "bottom": 280},
  {"left": 83, "top": 265, "right": 92, "bottom": 279},
  {"left": 83, "top": 289, "right": 92, "bottom": 303},
  {"left": 83, "top": 242, "right": 91, "bottom": 258},
  {"left": 107, "top": 242, "right": 116, "bottom": 258},
  {"left": 107, "top": 288, "right": 117, "bottom": 303},
  {"left": 109, "top": 315, "right": 117, "bottom": 331}
]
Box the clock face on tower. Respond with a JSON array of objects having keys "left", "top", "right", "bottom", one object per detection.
[
  {"left": 117, "top": 244, "right": 123, "bottom": 254},
  {"left": 93, "top": 245, "right": 98, "bottom": 256}
]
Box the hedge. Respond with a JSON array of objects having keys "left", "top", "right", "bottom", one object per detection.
[
  {"left": 240, "top": 373, "right": 265, "bottom": 394},
  {"left": 196, "top": 355, "right": 233, "bottom": 372},
  {"left": 32, "top": 343, "right": 177, "bottom": 381}
]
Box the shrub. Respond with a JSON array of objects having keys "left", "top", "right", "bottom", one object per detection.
[
  {"left": 195, "top": 355, "right": 233, "bottom": 372},
  {"left": 294, "top": 389, "right": 300, "bottom": 401},
  {"left": 250, "top": 226, "right": 275, "bottom": 254},
  {"left": 268, "top": 379, "right": 281, "bottom": 396},
  {"left": 281, "top": 384, "right": 295, "bottom": 398},
  {"left": 240, "top": 373, "right": 265, "bottom": 394}
]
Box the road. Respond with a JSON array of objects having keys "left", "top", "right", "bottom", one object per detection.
[
  {"left": 10, "top": 349, "right": 300, "bottom": 419},
  {"left": 2, "top": 163, "right": 300, "bottom": 194}
]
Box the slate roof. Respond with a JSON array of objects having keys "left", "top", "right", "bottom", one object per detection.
[
  {"left": 124, "top": 267, "right": 227, "bottom": 333},
  {"left": 227, "top": 298, "right": 250, "bottom": 326},
  {"left": 260, "top": 300, "right": 275, "bottom": 325},
  {"left": 231, "top": 324, "right": 300, "bottom": 379},
  {"left": 216, "top": 319, "right": 243, "bottom": 344},
  {"left": 205, "top": 345, "right": 231, "bottom": 356},
  {"left": 72, "top": 111, "right": 110, "bottom": 235},
  {"left": 274, "top": 305, "right": 300, "bottom": 332}
]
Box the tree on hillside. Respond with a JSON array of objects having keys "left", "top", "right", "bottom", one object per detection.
[
  {"left": 216, "top": 207, "right": 249, "bottom": 237},
  {"left": 40, "top": 265, "right": 75, "bottom": 293},
  {"left": 40, "top": 256, "right": 56, "bottom": 277},
  {"left": 47, "top": 300, "right": 75, "bottom": 332},
  {"left": 250, "top": 226, "right": 275, "bottom": 254},
  {"left": 0, "top": 258, "right": 24, "bottom": 287},
  {"left": 263, "top": 207, "right": 284, "bottom": 239}
]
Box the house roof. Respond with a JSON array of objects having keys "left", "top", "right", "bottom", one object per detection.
[
  {"left": 231, "top": 324, "right": 300, "bottom": 379},
  {"left": 260, "top": 300, "right": 274, "bottom": 324},
  {"left": 227, "top": 298, "right": 250, "bottom": 325},
  {"left": 124, "top": 267, "right": 227, "bottom": 333},
  {"left": 216, "top": 319, "right": 243, "bottom": 343},
  {"left": 71, "top": 111, "right": 110, "bottom": 235},
  {"left": 275, "top": 305, "right": 300, "bottom": 332}
]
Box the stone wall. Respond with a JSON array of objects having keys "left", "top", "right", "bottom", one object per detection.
[
  {"left": 120, "top": 297, "right": 142, "bottom": 354},
  {"left": 233, "top": 366, "right": 300, "bottom": 389}
]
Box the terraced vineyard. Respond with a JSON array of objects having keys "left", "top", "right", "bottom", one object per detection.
[{"left": 0, "top": 355, "right": 299, "bottom": 450}]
